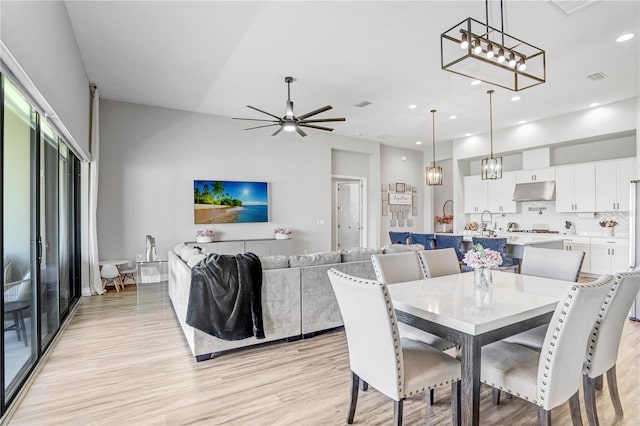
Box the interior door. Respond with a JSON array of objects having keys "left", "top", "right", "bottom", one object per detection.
[{"left": 336, "top": 182, "right": 361, "bottom": 249}]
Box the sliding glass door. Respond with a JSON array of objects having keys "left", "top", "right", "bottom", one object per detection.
[
  {"left": 1, "top": 74, "right": 81, "bottom": 411},
  {"left": 2, "top": 77, "right": 38, "bottom": 400}
]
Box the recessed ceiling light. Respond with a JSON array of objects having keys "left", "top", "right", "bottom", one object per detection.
[
  {"left": 589, "top": 102, "right": 600, "bottom": 108},
  {"left": 415, "top": 141, "right": 422, "bottom": 145},
  {"left": 616, "top": 33, "right": 635, "bottom": 43},
  {"left": 518, "top": 120, "right": 527, "bottom": 124},
  {"left": 449, "top": 115, "right": 457, "bottom": 120},
  {"left": 470, "top": 80, "right": 481, "bottom": 86},
  {"left": 408, "top": 104, "right": 417, "bottom": 109},
  {"left": 465, "top": 133, "right": 472, "bottom": 137},
  {"left": 511, "top": 96, "right": 521, "bottom": 101}
]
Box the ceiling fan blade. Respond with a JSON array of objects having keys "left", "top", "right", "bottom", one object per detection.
[
  {"left": 272, "top": 127, "right": 283, "bottom": 136},
  {"left": 297, "top": 105, "right": 333, "bottom": 120},
  {"left": 244, "top": 124, "right": 279, "bottom": 130},
  {"left": 299, "top": 124, "right": 334, "bottom": 132},
  {"left": 246, "top": 105, "right": 282, "bottom": 120},
  {"left": 295, "top": 127, "right": 307, "bottom": 137},
  {"left": 233, "top": 117, "right": 280, "bottom": 123},
  {"left": 299, "top": 117, "right": 346, "bottom": 123}
]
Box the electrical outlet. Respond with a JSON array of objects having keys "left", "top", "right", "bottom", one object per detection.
[{"left": 317, "top": 219, "right": 325, "bottom": 225}]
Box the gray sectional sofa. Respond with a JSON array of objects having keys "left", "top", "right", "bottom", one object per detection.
[{"left": 169, "top": 244, "right": 424, "bottom": 361}]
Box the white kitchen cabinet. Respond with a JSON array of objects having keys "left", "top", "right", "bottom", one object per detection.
[
  {"left": 555, "top": 163, "right": 596, "bottom": 212},
  {"left": 515, "top": 168, "right": 555, "bottom": 183},
  {"left": 464, "top": 175, "right": 488, "bottom": 213},
  {"left": 487, "top": 171, "right": 518, "bottom": 213},
  {"left": 589, "top": 238, "right": 629, "bottom": 275},
  {"left": 563, "top": 236, "right": 591, "bottom": 274},
  {"left": 595, "top": 158, "right": 636, "bottom": 212}
]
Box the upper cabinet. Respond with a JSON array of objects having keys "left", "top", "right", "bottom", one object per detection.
[
  {"left": 463, "top": 175, "right": 487, "bottom": 213},
  {"left": 515, "top": 168, "right": 555, "bottom": 183},
  {"left": 595, "top": 158, "right": 637, "bottom": 212},
  {"left": 464, "top": 172, "right": 518, "bottom": 214},
  {"left": 555, "top": 163, "right": 596, "bottom": 212},
  {"left": 487, "top": 171, "right": 518, "bottom": 213}
]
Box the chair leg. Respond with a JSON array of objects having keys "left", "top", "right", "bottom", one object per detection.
[
  {"left": 451, "top": 381, "right": 461, "bottom": 426},
  {"left": 594, "top": 375, "right": 603, "bottom": 391},
  {"left": 583, "top": 375, "right": 599, "bottom": 426},
  {"left": 606, "top": 365, "right": 624, "bottom": 417},
  {"left": 347, "top": 371, "right": 359, "bottom": 424},
  {"left": 393, "top": 399, "right": 403, "bottom": 426},
  {"left": 538, "top": 407, "right": 551, "bottom": 426},
  {"left": 492, "top": 388, "right": 501, "bottom": 405},
  {"left": 569, "top": 391, "right": 583, "bottom": 426},
  {"left": 360, "top": 380, "right": 368, "bottom": 392},
  {"left": 428, "top": 388, "right": 435, "bottom": 405}
]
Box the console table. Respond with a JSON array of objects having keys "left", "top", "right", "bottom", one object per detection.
[{"left": 185, "top": 238, "right": 293, "bottom": 256}]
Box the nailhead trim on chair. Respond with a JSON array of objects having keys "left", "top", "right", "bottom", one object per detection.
[
  {"left": 584, "top": 270, "right": 640, "bottom": 373},
  {"left": 329, "top": 268, "right": 461, "bottom": 400},
  {"left": 536, "top": 277, "right": 614, "bottom": 407}
]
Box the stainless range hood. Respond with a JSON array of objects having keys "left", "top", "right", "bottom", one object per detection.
[{"left": 512, "top": 181, "right": 556, "bottom": 201}]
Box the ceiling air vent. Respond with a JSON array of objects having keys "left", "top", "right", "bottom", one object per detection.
[
  {"left": 587, "top": 72, "right": 607, "bottom": 81},
  {"left": 549, "top": 0, "right": 601, "bottom": 16},
  {"left": 375, "top": 134, "right": 394, "bottom": 140},
  {"left": 354, "top": 101, "right": 372, "bottom": 108}
]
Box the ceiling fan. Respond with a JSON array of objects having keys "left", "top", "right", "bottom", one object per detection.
[{"left": 233, "top": 76, "right": 345, "bottom": 137}]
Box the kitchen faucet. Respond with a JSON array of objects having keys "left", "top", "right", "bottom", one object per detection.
[{"left": 480, "top": 210, "right": 493, "bottom": 235}]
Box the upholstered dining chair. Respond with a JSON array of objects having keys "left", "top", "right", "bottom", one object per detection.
[
  {"left": 519, "top": 246, "right": 585, "bottom": 282},
  {"left": 410, "top": 233, "right": 435, "bottom": 249},
  {"left": 471, "top": 237, "right": 519, "bottom": 273},
  {"left": 327, "top": 268, "right": 461, "bottom": 426},
  {"left": 434, "top": 234, "right": 465, "bottom": 261},
  {"left": 480, "top": 274, "right": 614, "bottom": 425},
  {"left": 389, "top": 231, "right": 410, "bottom": 245},
  {"left": 417, "top": 248, "right": 461, "bottom": 278},
  {"left": 502, "top": 271, "right": 640, "bottom": 425},
  {"left": 100, "top": 263, "right": 123, "bottom": 292}
]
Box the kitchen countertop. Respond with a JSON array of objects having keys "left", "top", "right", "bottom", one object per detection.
[{"left": 462, "top": 234, "right": 567, "bottom": 246}]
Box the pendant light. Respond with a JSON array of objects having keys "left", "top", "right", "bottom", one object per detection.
[
  {"left": 426, "top": 109, "right": 443, "bottom": 186},
  {"left": 481, "top": 90, "right": 502, "bottom": 180}
]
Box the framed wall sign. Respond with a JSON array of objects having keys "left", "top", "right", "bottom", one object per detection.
[{"left": 388, "top": 193, "right": 412, "bottom": 205}]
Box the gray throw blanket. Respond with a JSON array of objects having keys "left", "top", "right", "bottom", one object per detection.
[{"left": 186, "top": 252, "right": 265, "bottom": 341}]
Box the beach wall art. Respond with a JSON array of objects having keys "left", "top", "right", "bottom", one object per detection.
[{"left": 194, "top": 180, "right": 268, "bottom": 224}]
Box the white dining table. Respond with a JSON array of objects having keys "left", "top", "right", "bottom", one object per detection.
[{"left": 388, "top": 270, "right": 575, "bottom": 426}]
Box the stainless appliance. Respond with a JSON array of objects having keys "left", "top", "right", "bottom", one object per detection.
[
  {"left": 628, "top": 180, "right": 640, "bottom": 320},
  {"left": 512, "top": 181, "right": 556, "bottom": 201}
]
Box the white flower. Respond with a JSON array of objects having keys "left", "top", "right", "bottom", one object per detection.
[{"left": 463, "top": 244, "right": 502, "bottom": 269}]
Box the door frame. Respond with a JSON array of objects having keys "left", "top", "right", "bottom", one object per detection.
[{"left": 332, "top": 175, "right": 367, "bottom": 250}]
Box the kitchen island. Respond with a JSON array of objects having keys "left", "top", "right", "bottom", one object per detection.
[{"left": 461, "top": 234, "right": 566, "bottom": 260}]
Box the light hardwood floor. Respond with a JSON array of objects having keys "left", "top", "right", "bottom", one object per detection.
[{"left": 8, "top": 282, "right": 640, "bottom": 425}]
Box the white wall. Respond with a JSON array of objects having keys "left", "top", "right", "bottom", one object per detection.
[
  {"left": 1, "top": 1, "right": 90, "bottom": 158},
  {"left": 379, "top": 145, "right": 424, "bottom": 243},
  {"left": 98, "top": 100, "right": 381, "bottom": 260}
]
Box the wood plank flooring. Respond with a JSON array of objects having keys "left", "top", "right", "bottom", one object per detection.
[{"left": 7, "top": 282, "right": 640, "bottom": 425}]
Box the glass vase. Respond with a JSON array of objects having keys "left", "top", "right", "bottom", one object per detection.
[{"left": 474, "top": 267, "right": 492, "bottom": 288}]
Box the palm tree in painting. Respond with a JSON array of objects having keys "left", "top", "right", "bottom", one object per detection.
[{"left": 212, "top": 181, "right": 225, "bottom": 203}]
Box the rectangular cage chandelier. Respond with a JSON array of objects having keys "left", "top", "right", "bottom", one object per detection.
[{"left": 440, "top": 2, "right": 546, "bottom": 91}]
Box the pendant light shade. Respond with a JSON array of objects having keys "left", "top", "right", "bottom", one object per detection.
[
  {"left": 426, "top": 109, "right": 443, "bottom": 186},
  {"left": 481, "top": 90, "right": 502, "bottom": 180}
]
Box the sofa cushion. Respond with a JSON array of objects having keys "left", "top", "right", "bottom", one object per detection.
[
  {"left": 289, "top": 251, "right": 341, "bottom": 267},
  {"left": 173, "top": 243, "right": 188, "bottom": 258},
  {"left": 186, "top": 253, "right": 207, "bottom": 268},
  {"left": 340, "top": 247, "right": 382, "bottom": 262},
  {"left": 180, "top": 247, "right": 202, "bottom": 263},
  {"left": 260, "top": 255, "right": 290, "bottom": 270},
  {"left": 382, "top": 243, "right": 425, "bottom": 254}
]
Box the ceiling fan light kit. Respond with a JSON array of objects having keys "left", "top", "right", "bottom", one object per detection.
[
  {"left": 440, "top": 0, "right": 546, "bottom": 91},
  {"left": 232, "top": 76, "right": 345, "bottom": 137}
]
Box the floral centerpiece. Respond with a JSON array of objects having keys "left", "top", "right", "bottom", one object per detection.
[
  {"left": 196, "top": 229, "right": 214, "bottom": 243},
  {"left": 435, "top": 214, "right": 454, "bottom": 232},
  {"left": 463, "top": 244, "right": 503, "bottom": 287},
  {"left": 274, "top": 227, "right": 292, "bottom": 240}
]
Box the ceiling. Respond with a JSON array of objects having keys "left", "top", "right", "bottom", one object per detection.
[{"left": 64, "top": 1, "right": 639, "bottom": 149}]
